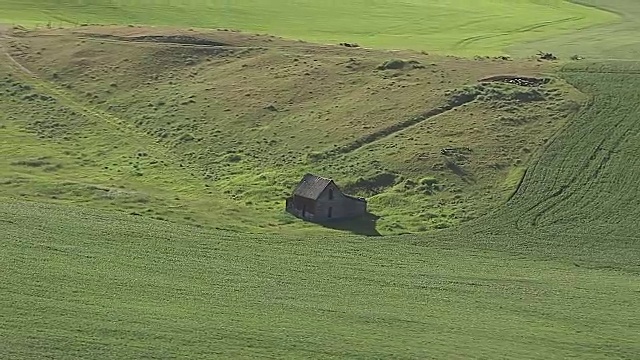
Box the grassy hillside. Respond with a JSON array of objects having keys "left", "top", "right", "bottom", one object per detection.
[
  {"left": 1, "top": 25, "right": 588, "bottom": 234},
  {"left": 1, "top": 1, "right": 639, "bottom": 359},
  {"left": 451, "top": 60, "right": 640, "bottom": 264},
  {"left": 2, "top": 33, "right": 639, "bottom": 359},
  {"left": 0, "top": 0, "right": 617, "bottom": 56},
  {"left": 501, "top": 60, "right": 640, "bottom": 235},
  {"left": 2, "top": 55, "right": 639, "bottom": 360},
  {"left": 1, "top": 199, "right": 638, "bottom": 359}
]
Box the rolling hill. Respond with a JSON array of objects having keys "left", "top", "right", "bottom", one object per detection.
[
  {"left": 1, "top": 25, "right": 586, "bottom": 234},
  {"left": 1, "top": 0, "right": 639, "bottom": 358}
]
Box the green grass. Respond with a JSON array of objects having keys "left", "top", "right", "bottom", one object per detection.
[
  {"left": 0, "top": 60, "right": 275, "bottom": 234},
  {"left": 1, "top": 200, "right": 638, "bottom": 359},
  {"left": 1, "top": 56, "right": 639, "bottom": 359},
  {"left": 0, "top": 27, "right": 588, "bottom": 234},
  {"left": 497, "top": 60, "right": 640, "bottom": 235},
  {"left": 1, "top": 1, "right": 640, "bottom": 358},
  {"left": 0, "top": 0, "right": 617, "bottom": 56},
  {"left": 510, "top": 0, "right": 640, "bottom": 59}
]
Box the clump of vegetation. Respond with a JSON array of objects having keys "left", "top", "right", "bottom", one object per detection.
[
  {"left": 418, "top": 176, "right": 442, "bottom": 195},
  {"left": 447, "top": 85, "right": 483, "bottom": 105},
  {"left": 343, "top": 172, "right": 398, "bottom": 196},
  {"left": 376, "top": 59, "right": 423, "bottom": 70},
  {"left": 222, "top": 153, "right": 242, "bottom": 163},
  {"left": 448, "top": 83, "right": 546, "bottom": 107},
  {"left": 377, "top": 59, "right": 407, "bottom": 70},
  {"left": 11, "top": 157, "right": 52, "bottom": 167}
]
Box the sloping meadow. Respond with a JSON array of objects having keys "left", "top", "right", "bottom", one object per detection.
[{"left": 3, "top": 26, "right": 585, "bottom": 234}]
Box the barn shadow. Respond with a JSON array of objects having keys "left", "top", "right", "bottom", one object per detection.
[{"left": 319, "top": 212, "right": 381, "bottom": 236}]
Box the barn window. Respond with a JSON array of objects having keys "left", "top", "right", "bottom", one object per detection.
[{"left": 328, "top": 188, "right": 334, "bottom": 200}]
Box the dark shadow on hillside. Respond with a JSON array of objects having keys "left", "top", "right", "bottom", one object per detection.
[{"left": 319, "top": 212, "right": 381, "bottom": 236}]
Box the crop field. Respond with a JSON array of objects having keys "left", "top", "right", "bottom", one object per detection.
[
  {"left": 510, "top": 0, "right": 640, "bottom": 59},
  {"left": 0, "top": 0, "right": 618, "bottom": 56},
  {"left": 1, "top": 199, "right": 639, "bottom": 359},
  {"left": 502, "top": 61, "right": 640, "bottom": 235},
  {"left": 1, "top": 0, "right": 640, "bottom": 358}
]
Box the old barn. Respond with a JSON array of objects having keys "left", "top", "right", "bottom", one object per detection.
[{"left": 285, "top": 173, "right": 367, "bottom": 222}]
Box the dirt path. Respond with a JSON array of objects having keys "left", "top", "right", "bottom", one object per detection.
[
  {"left": 317, "top": 96, "right": 477, "bottom": 159},
  {"left": 0, "top": 42, "right": 35, "bottom": 76},
  {"left": 0, "top": 25, "right": 35, "bottom": 76}
]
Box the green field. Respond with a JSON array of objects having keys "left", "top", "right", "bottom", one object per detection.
[
  {"left": 0, "top": 0, "right": 619, "bottom": 56},
  {"left": 510, "top": 0, "right": 640, "bottom": 59},
  {"left": 2, "top": 25, "right": 589, "bottom": 234},
  {"left": 1, "top": 198, "right": 638, "bottom": 359},
  {"left": 1, "top": 0, "right": 640, "bottom": 358}
]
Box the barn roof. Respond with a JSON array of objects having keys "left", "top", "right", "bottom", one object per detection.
[
  {"left": 344, "top": 193, "right": 366, "bottom": 203},
  {"left": 293, "top": 173, "right": 333, "bottom": 200}
]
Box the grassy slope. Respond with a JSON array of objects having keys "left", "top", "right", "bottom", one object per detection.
[
  {"left": 0, "top": 50, "right": 272, "bottom": 233},
  {"left": 1, "top": 26, "right": 585, "bottom": 234},
  {"left": 1, "top": 58, "right": 639, "bottom": 359},
  {"left": 454, "top": 60, "right": 640, "bottom": 263},
  {"left": 510, "top": 0, "right": 640, "bottom": 60},
  {"left": 1, "top": 1, "right": 640, "bottom": 358},
  {"left": 0, "top": 0, "right": 616, "bottom": 56},
  {"left": 1, "top": 200, "right": 638, "bottom": 359},
  {"left": 503, "top": 60, "right": 640, "bottom": 236}
]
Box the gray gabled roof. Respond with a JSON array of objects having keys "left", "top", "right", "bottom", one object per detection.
[{"left": 292, "top": 173, "right": 333, "bottom": 200}]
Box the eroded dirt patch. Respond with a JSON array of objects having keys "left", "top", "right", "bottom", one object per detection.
[
  {"left": 479, "top": 75, "right": 550, "bottom": 87},
  {"left": 79, "top": 33, "right": 230, "bottom": 47}
]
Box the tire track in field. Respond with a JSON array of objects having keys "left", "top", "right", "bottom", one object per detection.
[
  {"left": 435, "top": 15, "right": 499, "bottom": 33},
  {"left": 505, "top": 96, "right": 599, "bottom": 228},
  {"left": 0, "top": 34, "right": 34, "bottom": 76},
  {"left": 508, "top": 69, "right": 640, "bottom": 226},
  {"left": 527, "top": 116, "right": 627, "bottom": 227},
  {"left": 516, "top": 111, "right": 619, "bottom": 227},
  {"left": 539, "top": 112, "right": 640, "bottom": 228},
  {"left": 454, "top": 16, "right": 581, "bottom": 50},
  {"left": 510, "top": 70, "right": 640, "bottom": 230}
]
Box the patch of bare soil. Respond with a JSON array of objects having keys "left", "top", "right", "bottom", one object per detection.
[
  {"left": 0, "top": 24, "right": 34, "bottom": 76},
  {"left": 478, "top": 75, "right": 550, "bottom": 87},
  {"left": 60, "top": 25, "right": 295, "bottom": 49},
  {"left": 77, "top": 33, "right": 231, "bottom": 47}
]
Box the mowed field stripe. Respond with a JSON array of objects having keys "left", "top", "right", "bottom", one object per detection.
[
  {"left": 502, "top": 63, "right": 640, "bottom": 233},
  {"left": 0, "top": 0, "right": 617, "bottom": 55},
  {"left": 454, "top": 16, "right": 583, "bottom": 50}
]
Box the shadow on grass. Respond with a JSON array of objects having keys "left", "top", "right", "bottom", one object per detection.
[{"left": 319, "top": 212, "right": 381, "bottom": 236}]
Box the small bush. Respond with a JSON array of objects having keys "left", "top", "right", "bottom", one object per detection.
[
  {"left": 222, "top": 153, "right": 242, "bottom": 163},
  {"left": 178, "top": 133, "right": 195, "bottom": 142},
  {"left": 306, "top": 151, "right": 324, "bottom": 162},
  {"left": 11, "top": 158, "right": 51, "bottom": 167},
  {"left": 377, "top": 59, "right": 407, "bottom": 70},
  {"left": 420, "top": 177, "right": 438, "bottom": 187}
]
